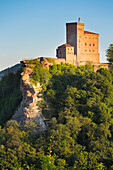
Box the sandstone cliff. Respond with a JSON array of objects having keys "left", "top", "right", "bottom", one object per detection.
[{"left": 12, "top": 66, "right": 46, "bottom": 132}]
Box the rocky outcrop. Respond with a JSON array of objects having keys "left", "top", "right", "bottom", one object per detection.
[{"left": 12, "top": 67, "right": 46, "bottom": 132}]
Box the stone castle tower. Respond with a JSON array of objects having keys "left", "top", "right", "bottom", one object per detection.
[{"left": 56, "top": 20, "right": 100, "bottom": 66}]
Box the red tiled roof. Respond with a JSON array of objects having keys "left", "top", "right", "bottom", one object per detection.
[
  {"left": 58, "top": 43, "right": 74, "bottom": 48},
  {"left": 84, "top": 30, "right": 99, "bottom": 35}
]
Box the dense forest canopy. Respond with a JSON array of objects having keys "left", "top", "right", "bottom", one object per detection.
[
  {"left": 0, "top": 70, "right": 22, "bottom": 126},
  {"left": 1, "top": 61, "right": 113, "bottom": 169},
  {"left": 106, "top": 44, "right": 113, "bottom": 63}
]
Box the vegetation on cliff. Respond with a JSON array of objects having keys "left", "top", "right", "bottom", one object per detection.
[
  {"left": 30, "top": 61, "right": 52, "bottom": 91},
  {"left": 1, "top": 61, "right": 113, "bottom": 169}
]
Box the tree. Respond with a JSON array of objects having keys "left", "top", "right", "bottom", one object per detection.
[{"left": 106, "top": 44, "right": 113, "bottom": 63}]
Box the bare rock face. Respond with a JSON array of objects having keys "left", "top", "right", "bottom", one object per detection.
[{"left": 12, "top": 67, "right": 46, "bottom": 132}]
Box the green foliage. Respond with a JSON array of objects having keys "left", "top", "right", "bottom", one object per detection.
[
  {"left": 46, "top": 58, "right": 56, "bottom": 65},
  {"left": 30, "top": 61, "right": 52, "bottom": 92},
  {"left": 43, "top": 64, "right": 113, "bottom": 169},
  {"left": 0, "top": 70, "right": 22, "bottom": 126},
  {"left": 106, "top": 44, "right": 113, "bottom": 63},
  {"left": 1, "top": 63, "right": 113, "bottom": 169}
]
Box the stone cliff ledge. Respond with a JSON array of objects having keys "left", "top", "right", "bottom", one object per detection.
[{"left": 12, "top": 66, "right": 46, "bottom": 132}]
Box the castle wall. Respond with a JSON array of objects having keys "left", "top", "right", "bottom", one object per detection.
[
  {"left": 83, "top": 34, "right": 99, "bottom": 54},
  {"left": 57, "top": 47, "right": 66, "bottom": 59},
  {"left": 66, "top": 46, "right": 76, "bottom": 64},
  {"left": 66, "top": 23, "right": 77, "bottom": 54},
  {"left": 93, "top": 63, "right": 113, "bottom": 72},
  {"left": 54, "top": 58, "right": 65, "bottom": 64},
  {"left": 65, "top": 21, "right": 99, "bottom": 65},
  {"left": 79, "top": 33, "right": 99, "bottom": 64},
  {"left": 76, "top": 23, "right": 84, "bottom": 63}
]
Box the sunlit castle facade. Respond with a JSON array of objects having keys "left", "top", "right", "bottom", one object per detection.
[{"left": 56, "top": 18, "right": 100, "bottom": 66}]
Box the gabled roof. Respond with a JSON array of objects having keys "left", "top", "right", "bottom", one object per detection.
[
  {"left": 84, "top": 30, "right": 99, "bottom": 35},
  {"left": 58, "top": 43, "right": 74, "bottom": 48}
]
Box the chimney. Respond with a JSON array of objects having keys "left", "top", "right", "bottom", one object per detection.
[{"left": 78, "top": 17, "right": 81, "bottom": 22}]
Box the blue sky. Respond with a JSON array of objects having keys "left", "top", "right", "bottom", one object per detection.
[{"left": 0, "top": 0, "right": 113, "bottom": 70}]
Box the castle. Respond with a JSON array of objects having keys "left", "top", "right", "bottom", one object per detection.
[
  {"left": 22, "top": 19, "right": 112, "bottom": 71},
  {"left": 56, "top": 19, "right": 100, "bottom": 66}
]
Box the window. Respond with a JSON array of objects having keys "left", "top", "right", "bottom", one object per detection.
[
  {"left": 85, "top": 50, "right": 87, "bottom": 52},
  {"left": 85, "top": 37, "right": 87, "bottom": 38},
  {"left": 93, "top": 50, "right": 94, "bottom": 52},
  {"left": 89, "top": 50, "right": 91, "bottom": 52},
  {"left": 85, "top": 43, "right": 87, "bottom": 46},
  {"left": 93, "top": 43, "right": 95, "bottom": 46},
  {"left": 89, "top": 43, "right": 91, "bottom": 46},
  {"left": 68, "top": 48, "right": 69, "bottom": 50}
]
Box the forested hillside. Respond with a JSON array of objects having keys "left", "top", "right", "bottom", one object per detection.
[
  {"left": 0, "top": 64, "right": 20, "bottom": 80},
  {"left": 0, "top": 70, "right": 22, "bottom": 126},
  {"left": 1, "top": 61, "right": 113, "bottom": 169}
]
